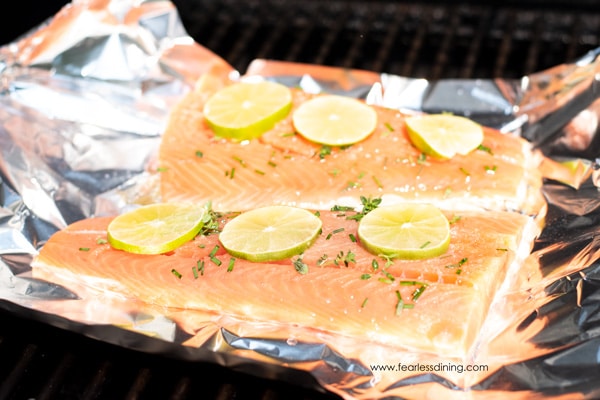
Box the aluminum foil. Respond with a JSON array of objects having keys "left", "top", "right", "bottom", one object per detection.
[{"left": 2, "top": 1, "right": 600, "bottom": 399}]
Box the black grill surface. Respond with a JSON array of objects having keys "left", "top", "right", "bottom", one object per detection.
[{"left": 2, "top": 1, "right": 600, "bottom": 399}]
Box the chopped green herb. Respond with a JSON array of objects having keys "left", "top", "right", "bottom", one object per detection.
[
  {"left": 417, "top": 152, "right": 427, "bottom": 164},
  {"left": 227, "top": 258, "right": 235, "bottom": 272},
  {"left": 195, "top": 150, "right": 204, "bottom": 158},
  {"left": 225, "top": 167, "right": 236, "bottom": 179},
  {"left": 293, "top": 256, "right": 308, "bottom": 275},
  {"left": 345, "top": 180, "right": 359, "bottom": 190},
  {"left": 361, "top": 297, "right": 369, "bottom": 308},
  {"left": 232, "top": 156, "right": 246, "bottom": 167},
  {"left": 334, "top": 250, "right": 356, "bottom": 267},
  {"left": 349, "top": 233, "right": 357, "bottom": 242},
  {"left": 326, "top": 227, "right": 345, "bottom": 240},
  {"left": 209, "top": 245, "right": 220, "bottom": 258},
  {"left": 445, "top": 257, "right": 468, "bottom": 269},
  {"left": 360, "top": 273, "right": 372, "bottom": 280},
  {"left": 412, "top": 285, "right": 427, "bottom": 302},
  {"left": 345, "top": 196, "right": 382, "bottom": 221},
  {"left": 156, "top": 166, "right": 168, "bottom": 172},
  {"left": 198, "top": 244, "right": 206, "bottom": 249},
  {"left": 420, "top": 240, "right": 431, "bottom": 249},
  {"left": 372, "top": 175, "right": 383, "bottom": 188},
  {"left": 459, "top": 167, "right": 470, "bottom": 176},
  {"left": 497, "top": 248, "right": 508, "bottom": 252},
  {"left": 78, "top": 247, "right": 90, "bottom": 252},
  {"left": 199, "top": 202, "right": 223, "bottom": 236},
  {"left": 192, "top": 265, "right": 199, "bottom": 279},
  {"left": 484, "top": 165, "right": 497, "bottom": 173},
  {"left": 210, "top": 256, "right": 222, "bottom": 266},
  {"left": 197, "top": 260, "right": 205, "bottom": 276},
  {"left": 317, "top": 254, "right": 329, "bottom": 266},
  {"left": 395, "top": 291, "right": 405, "bottom": 315},
  {"left": 331, "top": 204, "right": 355, "bottom": 212},
  {"left": 267, "top": 160, "right": 277, "bottom": 168},
  {"left": 449, "top": 215, "right": 462, "bottom": 224},
  {"left": 254, "top": 169, "right": 265, "bottom": 175},
  {"left": 371, "top": 259, "right": 380, "bottom": 271},
  {"left": 314, "top": 211, "right": 321, "bottom": 217},
  {"left": 280, "top": 131, "right": 296, "bottom": 137},
  {"left": 477, "top": 144, "right": 493, "bottom": 155},
  {"left": 399, "top": 280, "right": 420, "bottom": 286},
  {"left": 384, "top": 122, "right": 394, "bottom": 132},
  {"left": 96, "top": 238, "right": 107, "bottom": 245},
  {"left": 379, "top": 271, "right": 395, "bottom": 284},
  {"left": 456, "top": 268, "right": 462, "bottom": 275},
  {"left": 330, "top": 168, "right": 341, "bottom": 177},
  {"left": 318, "top": 145, "right": 332, "bottom": 159},
  {"left": 171, "top": 269, "right": 182, "bottom": 279}
]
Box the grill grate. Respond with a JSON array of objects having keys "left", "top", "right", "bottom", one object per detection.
[
  {"left": 175, "top": 0, "right": 600, "bottom": 79},
  {"left": 2, "top": 1, "right": 600, "bottom": 399}
]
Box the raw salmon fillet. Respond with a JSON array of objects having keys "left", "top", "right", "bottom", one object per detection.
[
  {"left": 158, "top": 74, "right": 545, "bottom": 215},
  {"left": 32, "top": 207, "right": 537, "bottom": 357}
]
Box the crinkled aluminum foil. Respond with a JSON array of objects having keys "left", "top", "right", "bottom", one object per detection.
[{"left": 1, "top": 1, "right": 600, "bottom": 399}]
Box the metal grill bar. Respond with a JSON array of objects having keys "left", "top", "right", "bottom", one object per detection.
[{"left": 176, "top": 0, "right": 600, "bottom": 79}]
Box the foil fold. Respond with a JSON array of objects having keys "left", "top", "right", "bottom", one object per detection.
[{"left": 1, "top": 1, "right": 600, "bottom": 399}]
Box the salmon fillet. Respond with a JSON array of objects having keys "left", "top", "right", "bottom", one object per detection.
[
  {"left": 32, "top": 208, "right": 537, "bottom": 357},
  {"left": 158, "top": 75, "right": 545, "bottom": 215}
]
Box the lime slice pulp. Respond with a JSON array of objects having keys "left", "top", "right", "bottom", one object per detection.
[
  {"left": 357, "top": 203, "right": 450, "bottom": 260},
  {"left": 219, "top": 205, "right": 322, "bottom": 262},
  {"left": 107, "top": 203, "right": 206, "bottom": 255},
  {"left": 405, "top": 114, "right": 484, "bottom": 159},
  {"left": 292, "top": 94, "right": 378, "bottom": 146},
  {"left": 203, "top": 81, "right": 293, "bottom": 140}
]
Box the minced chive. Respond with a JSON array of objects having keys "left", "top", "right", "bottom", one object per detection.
[
  {"left": 395, "top": 291, "right": 405, "bottom": 315},
  {"left": 372, "top": 175, "right": 383, "bottom": 188},
  {"left": 210, "top": 256, "right": 222, "bottom": 266},
  {"left": 417, "top": 152, "right": 427, "bottom": 164},
  {"left": 280, "top": 131, "right": 295, "bottom": 137},
  {"left": 384, "top": 122, "right": 394, "bottom": 131},
  {"left": 233, "top": 156, "right": 246, "bottom": 167},
  {"left": 331, "top": 204, "right": 355, "bottom": 212},
  {"left": 314, "top": 211, "right": 321, "bottom": 217},
  {"left": 171, "top": 269, "right": 182, "bottom": 279},
  {"left": 459, "top": 167, "right": 470, "bottom": 176},
  {"left": 420, "top": 241, "right": 431, "bottom": 249},
  {"left": 379, "top": 271, "right": 395, "bottom": 284},
  {"left": 195, "top": 150, "right": 204, "bottom": 158},
  {"left": 197, "top": 260, "right": 205, "bottom": 276},
  {"left": 209, "top": 245, "right": 220, "bottom": 257},
  {"left": 412, "top": 285, "right": 427, "bottom": 302},
  {"left": 192, "top": 265, "right": 199, "bottom": 279},
  {"left": 477, "top": 144, "right": 493, "bottom": 155},
  {"left": 399, "top": 280, "right": 419, "bottom": 286},
  {"left": 227, "top": 258, "right": 235, "bottom": 272},
  {"left": 361, "top": 297, "right": 369, "bottom": 308},
  {"left": 254, "top": 169, "right": 265, "bottom": 175},
  {"left": 267, "top": 160, "right": 277, "bottom": 167},
  {"left": 456, "top": 269, "right": 462, "bottom": 275},
  {"left": 79, "top": 247, "right": 90, "bottom": 251},
  {"left": 497, "top": 248, "right": 508, "bottom": 252},
  {"left": 96, "top": 238, "right": 107, "bottom": 245},
  {"left": 360, "top": 273, "right": 371, "bottom": 280},
  {"left": 229, "top": 167, "right": 235, "bottom": 179},
  {"left": 449, "top": 215, "right": 462, "bottom": 224},
  {"left": 198, "top": 244, "right": 206, "bottom": 249},
  {"left": 445, "top": 257, "right": 468, "bottom": 269},
  {"left": 349, "top": 233, "right": 357, "bottom": 242},
  {"left": 484, "top": 165, "right": 497, "bottom": 173}
]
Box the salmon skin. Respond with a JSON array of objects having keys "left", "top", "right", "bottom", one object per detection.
[
  {"left": 32, "top": 207, "right": 536, "bottom": 357},
  {"left": 158, "top": 74, "right": 545, "bottom": 215}
]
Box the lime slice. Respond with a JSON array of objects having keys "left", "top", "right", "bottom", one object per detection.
[
  {"left": 107, "top": 203, "right": 206, "bottom": 255},
  {"left": 219, "top": 205, "right": 322, "bottom": 262},
  {"left": 203, "top": 81, "right": 293, "bottom": 140},
  {"left": 405, "top": 114, "right": 484, "bottom": 159},
  {"left": 292, "top": 94, "right": 378, "bottom": 146},
  {"left": 357, "top": 203, "right": 450, "bottom": 260}
]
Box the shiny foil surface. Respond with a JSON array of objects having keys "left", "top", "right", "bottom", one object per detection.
[{"left": 1, "top": 1, "right": 600, "bottom": 399}]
